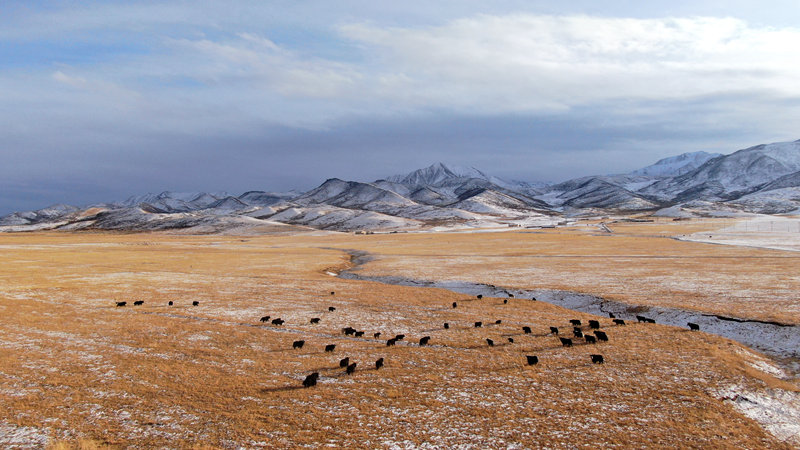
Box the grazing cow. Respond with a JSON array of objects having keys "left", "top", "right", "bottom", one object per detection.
[
  {"left": 394, "top": 334, "right": 405, "bottom": 341},
  {"left": 192, "top": 301, "right": 199, "bottom": 306},
  {"left": 636, "top": 315, "right": 647, "bottom": 323},
  {"left": 589, "top": 320, "right": 600, "bottom": 329},
  {"left": 486, "top": 338, "right": 494, "bottom": 347},
  {"left": 354, "top": 331, "right": 365, "bottom": 337},
  {"left": 375, "top": 358, "right": 384, "bottom": 370},
  {"left": 495, "top": 320, "right": 502, "bottom": 324},
  {"left": 508, "top": 338, "right": 514, "bottom": 343},
  {"left": 474, "top": 322, "right": 483, "bottom": 328},
  {"left": 260, "top": 316, "right": 271, "bottom": 323},
  {"left": 339, "top": 357, "right": 350, "bottom": 368},
  {"left": 386, "top": 338, "right": 397, "bottom": 346},
  {"left": 310, "top": 318, "right": 321, "bottom": 324},
  {"left": 559, "top": 337, "right": 573, "bottom": 347},
  {"left": 452, "top": 302, "right": 458, "bottom": 309},
  {"left": 526, "top": 355, "right": 539, "bottom": 366},
  {"left": 272, "top": 318, "right": 284, "bottom": 326},
  {"left": 116, "top": 301, "right": 127, "bottom": 307},
  {"left": 609, "top": 312, "right": 616, "bottom": 318},
  {"left": 569, "top": 319, "right": 581, "bottom": 326},
  {"left": 329, "top": 306, "right": 336, "bottom": 312},
  {"left": 646, "top": 318, "right": 656, "bottom": 324},
  {"left": 613, "top": 319, "right": 626, "bottom": 326},
  {"left": 443, "top": 323, "right": 449, "bottom": 330},
  {"left": 419, "top": 336, "right": 431, "bottom": 346},
  {"left": 585, "top": 335, "right": 596, "bottom": 344},
  {"left": 133, "top": 300, "right": 144, "bottom": 306},
  {"left": 374, "top": 332, "right": 381, "bottom": 338},
  {"left": 522, "top": 326, "right": 532, "bottom": 334},
  {"left": 168, "top": 301, "right": 173, "bottom": 306},
  {"left": 573, "top": 329, "right": 583, "bottom": 338},
  {"left": 330, "top": 291, "right": 335, "bottom": 295},
  {"left": 346, "top": 362, "right": 357, "bottom": 375},
  {"left": 590, "top": 354, "right": 605, "bottom": 364},
  {"left": 550, "top": 326, "right": 559, "bottom": 335},
  {"left": 593, "top": 331, "right": 608, "bottom": 341},
  {"left": 292, "top": 340, "right": 305, "bottom": 349},
  {"left": 503, "top": 299, "right": 508, "bottom": 304},
  {"left": 325, "top": 344, "right": 336, "bottom": 352},
  {"left": 531, "top": 297, "right": 537, "bottom": 301},
  {"left": 477, "top": 294, "right": 483, "bottom": 299},
  {"left": 302, "top": 372, "right": 319, "bottom": 388},
  {"left": 688, "top": 322, "right": 700, "bottom": 331},
  {"left": 342, "top": 327, "right": 356, "bottom": 335},
  {"left": 508, "top": 293, "right": 514, "bottom": 298}
]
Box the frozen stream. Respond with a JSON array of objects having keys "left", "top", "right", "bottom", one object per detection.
[{"left": 337, "top": 249, "right": 800, "bottom": 375}]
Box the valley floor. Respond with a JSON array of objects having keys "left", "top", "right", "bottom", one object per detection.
[{"left": 0, "top": 220, "right": 798, "bottom": 448}]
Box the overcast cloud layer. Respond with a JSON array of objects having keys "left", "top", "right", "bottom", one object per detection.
[{"left": 2, "top": 1, "right": 800, "bottom": 214}]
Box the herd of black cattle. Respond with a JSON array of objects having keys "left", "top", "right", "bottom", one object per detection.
[{"left": 115, "top": 291, "right": 701, "bottom": 388}]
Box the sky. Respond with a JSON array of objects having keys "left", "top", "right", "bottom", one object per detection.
[{"left": 2, "top": 0, "right": 800, "bottom": 214}]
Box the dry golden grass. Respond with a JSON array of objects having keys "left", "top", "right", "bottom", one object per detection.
[{"left": 0, "top": 226, "right": 796, "bottom": 448}]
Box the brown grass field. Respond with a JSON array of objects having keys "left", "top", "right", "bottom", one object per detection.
[{"left": 0, "top": 219, "right": 798, "bottom": 448}]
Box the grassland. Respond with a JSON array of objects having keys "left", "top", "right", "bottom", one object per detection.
[{"left": 0, "top": 220, "right": 798, "bottom": 448}]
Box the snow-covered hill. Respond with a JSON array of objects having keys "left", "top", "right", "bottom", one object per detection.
[{"left": 628, "top": 151, "right": 722, "bottom": 177}]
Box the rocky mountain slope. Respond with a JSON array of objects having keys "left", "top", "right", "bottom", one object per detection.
[{"left": 2, "top": 140, "right": 799, "bottom": 233}]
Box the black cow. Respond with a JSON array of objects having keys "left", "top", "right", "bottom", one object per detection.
[
  {"left": 386, "top": 338, "right": 397, "bottom": 346},
  {"left": 325, "top": 344, "right": 336, "bottom": 352},
  {"left": 476, "top": 294, "right": 483, "bottom": 299},
  {"left": 373, "top": 332, "right": 381, "bottom": 338},
  {"left": 272, "top": 318, "right": 284, "bottom": 325},
  {"left": 559, "top": 337, "right": 573, "bottom": 347},
  {"left": 590, "top": 354, "right": 604, "bottom": 364},
  {"left": 354, "top": 331, "right": 365, "bottom": 337},
  {"left": 588, "top": 320, "right": 600, "bottom": 329},
  {"left": 168, "top": 301, "right": 173, "bottom": 306},
  {"left": 292, "top": 340, "right": 305, "bottom": 349},
  {"left": 394, "top": 334, "right": 405, "bottom": 341},
  {"left": 613, "top": 319, "right": 625, "bottom": 326},
  {"left": 310, "top": 318, "right": 321, "bottom": 324},
  {"left": 486, "top": 338, "right": 494, "bottom": 347},
  {"left": 342, "top": 327, "right": 356, "bottom": 335},
  {"left": 636, "top": 315, "right": 647, "bottom": 323},
  {"left": 688, "top": 322, "right": 700, "bottom": 331},
  {"left": 443, "top": 323, "right": 449, "bottom": 329},
  {"left": 116, "top": 301, "right": 127, "bottom": 307},
  {"left": 328, "top": 306, "right": 336, "bottom": 312},
  {"left": 531, "top": 297, "right": 537, "bottom": 301},
  {"left": 585, "top": 335, "right": 596, "bottom": 344},
  {"left": 330, "top": 291, "right": 335, "bottom": 295},
  {"left": 474, "top": 322, "right": 482, "bottom": 328},
  {"left": 503, "top": 299, "right": 508, "bottom": 304},
  {"left": 302, "top": 372, "right": 319, "bottom": 388},
  {"left": 522, "top": 326, "right": 532, "bottom": 334},
  {"left": 192, "top": 301, "right": 199, "bottom": 306},
  {"left": 646, "top": 318, "right": 656, "bottom": 324},
  {"left": 508, "top": 293, "right": 514, "bottom": 298},
  {"left": 573, "top": 329, "right": 583, "bottom": 338},
  {"left": 508, "top": 338, "right": 514, "bottom": 343},
  {"left": 260, "top": 316, "right": 271, "bottom": 323},
  {"left": 526, "top": 355, "right": 539, "bottom": 366},
  {"left": 133, "top": 300, "right": 144, "bottom": 306},
  {"left": 419, "top": 336, "right": 431, "bottom": 346},
  {"left": 608, "top": 312, "right": 616, "bottom": 318},
  {"left": 569, "top": 319, "right": 581, "bottom": 326},
  {"left": 593, "top": 331, "right": 608, "bottom": 341},
  {"left": 452, "top": 302, "right": 458, "bottom": 309},
  {"left": 550, "top": 326, "right": 559, "bottom": 335},
  {"left": 339, "top": 357, "right": 350, "bottom": 368},
  {"left": 495, "top": 320, "right": 502, "bottom": 324},
  {"left": 375, "top": 358, "right": 384, "bottom": 370},
  {"left": 346, "top": 362, "right": 357, "bottom": 375}
]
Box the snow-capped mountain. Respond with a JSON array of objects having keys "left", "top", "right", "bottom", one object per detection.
[
  {"left": 2, "top": 139, "right": 799, "bottom": 233},
  {"left": 628, "top": 151, "right": 722, "bottom": 177}
]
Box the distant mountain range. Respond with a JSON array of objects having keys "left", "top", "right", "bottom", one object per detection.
[{"left": 2, "top": 140, "right": 799, "bottom": 233}]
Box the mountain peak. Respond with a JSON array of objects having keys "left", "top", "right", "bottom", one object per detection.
[
  {"left": 386, "top": 162, "right": 490, "bottom": 186},
  {"left": 628, "top": 151, "right": 722, "bottom": 177}
]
